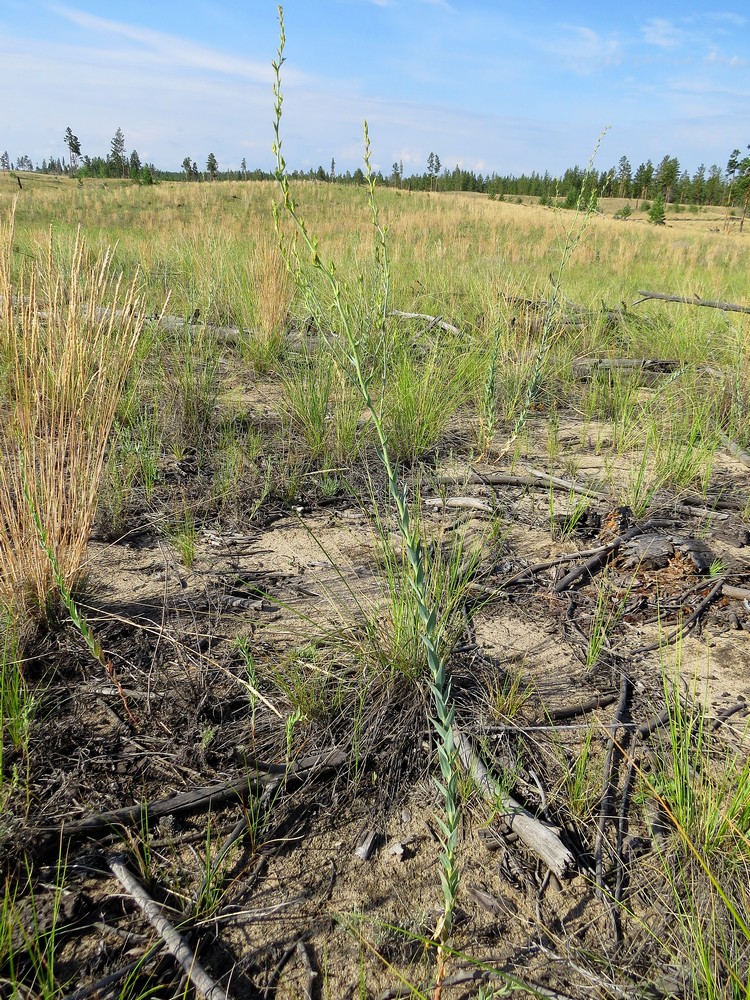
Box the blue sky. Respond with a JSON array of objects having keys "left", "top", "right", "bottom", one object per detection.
[{"left": 2, "top": 1, "right": 749, "bottom": 177}]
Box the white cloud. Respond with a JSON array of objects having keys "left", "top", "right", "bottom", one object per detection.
[
  {"left": 705, "top": 49, "right": 747, "bottom": 68},
  {"left": 544, "top": 25, "right": 621, "bottom": 74},
  {"left": 48, "top": 3, "right": 305, "bottom": 84},
  {"left": 642, "top": 18, "right": 682, "bottom": 49}
]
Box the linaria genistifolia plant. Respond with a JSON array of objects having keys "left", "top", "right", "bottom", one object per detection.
[{"left": 272, "top": 7, "right": 459, "bottom": 986}]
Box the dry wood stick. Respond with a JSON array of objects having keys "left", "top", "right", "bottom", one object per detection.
[
  {"left": 108, "top": 854, "right": 229, "bottom": 1000},
  {"left": 634, "top": 290, "right": 750, "bottom": 315},
  {"left": 552, "top": 523, "right": 653, "bottom": 593},
  {"left": 628, "top": 577, "right": 725, "bottom": 656},
  {"left": 595, "top": 674, "right": 632, "bottom": 896},
  {"left": 41, "top": 748, "right": 345, "bottom": 840},
  {"left": 388, "top": 309, "right": 462, "bottom": 335},
  {"left": 437, "top": 469, "right": 606, "bottom": 500},
  {"left": 453, "top": 728, "right": 576, "bottom": 879}
]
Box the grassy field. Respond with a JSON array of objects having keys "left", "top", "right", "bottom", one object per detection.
[{"left": 1, "top": 164, "right": 749, "bottom": 999}]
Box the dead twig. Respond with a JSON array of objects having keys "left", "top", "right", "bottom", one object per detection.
[
  {"left": 552, "top": 523, "right": 655, "bottom": 593},
  {"left": 634, "top": 289, "right": 750, "bottom": 315},
  {"left": 628, "top": 577, "right": 725, "bottom": 656},
  {"left": 40, "top": 748, "right": 345, "bottom": 843},
  {"left": 108, "top": 854, "right": 230, "bottom": 1000}
]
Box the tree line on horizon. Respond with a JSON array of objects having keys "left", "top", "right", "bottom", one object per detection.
[{"left": 2, "top": 127, "right": 749, "bottom": 209}]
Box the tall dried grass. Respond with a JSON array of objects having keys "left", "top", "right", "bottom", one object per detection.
[{"left": 0, "top": 204, "right": 148, "bottom": 626}]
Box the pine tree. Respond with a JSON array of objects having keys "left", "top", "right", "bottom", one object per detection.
[
  {"left": 648, "top": 192, "right": 666, "bottom": 225},
  {"left": 64, "top": 127, "right": 82, "bottom": 172},
  {"left": 206, "top": 152, "right": 218, "bottom": 180},
  {"left": 617, "top": 155, "right": 632, "bottom": 198},
  {"left": 108, "top": 127, "right": 126, "bottom": 177}
]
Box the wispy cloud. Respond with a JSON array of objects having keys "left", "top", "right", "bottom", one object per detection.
[
  {"left": 702, "top": 11, "right": 747, "bottom": 28},
  {"left": 705, "top": 49, "right": 747, "bottom": 68},
  {"left": 641, "top": 18, "right": 682, "bottom": 49},
  {"left": 544, "top": 25, "right": 621, "bottom": 74},
  {"left": 49, "top": 3, "right": 297, "bottom": 83}
]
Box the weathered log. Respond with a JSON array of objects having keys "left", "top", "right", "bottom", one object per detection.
[
  {"left": 453, "top": 729, "right": 576, "bottom": 879},
  {"left": 634, "top": 290, "right": 750, "bottom": 315}
]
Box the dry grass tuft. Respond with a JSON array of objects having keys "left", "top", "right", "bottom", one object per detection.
[{"left": 0, "top": 203, "right": 149, "bottom": 626}]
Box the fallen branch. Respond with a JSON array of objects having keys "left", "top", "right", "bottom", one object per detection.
[
  {"left": 552, "top": 522, "right": 654, "bottom": 593},
  {"left": 108, "top": 854, "right": 229, "bottom": 1000},
  {"left": 634, "top": 290, "right": 750, "bottom": 315},
  {"left": 388, "top": 310, "right": 461, "bottom": 335},
  {"left": 628, "top": 577, "right": 725, "bottom": 656},
  {"left": 453, "top": 728, "right": 576, "bottom": 879},
  {"left": 40, "top": 748, "right": 345, "bottom": 843},
  {"left": 438, "top": 468, "right": 606, "bottom": 501}
]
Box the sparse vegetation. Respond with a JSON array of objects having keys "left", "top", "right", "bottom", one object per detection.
[{"left": 1, "top": 55, "right": 750, "bottom": 1000}]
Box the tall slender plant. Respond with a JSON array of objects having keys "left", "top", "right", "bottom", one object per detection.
[{"left": 272, "top": 8, "right": 459, "bottom": 987}]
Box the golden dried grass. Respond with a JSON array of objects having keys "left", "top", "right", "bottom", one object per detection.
[{"left": 0, "top": 203, "right": 148, "bottom": 623}]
